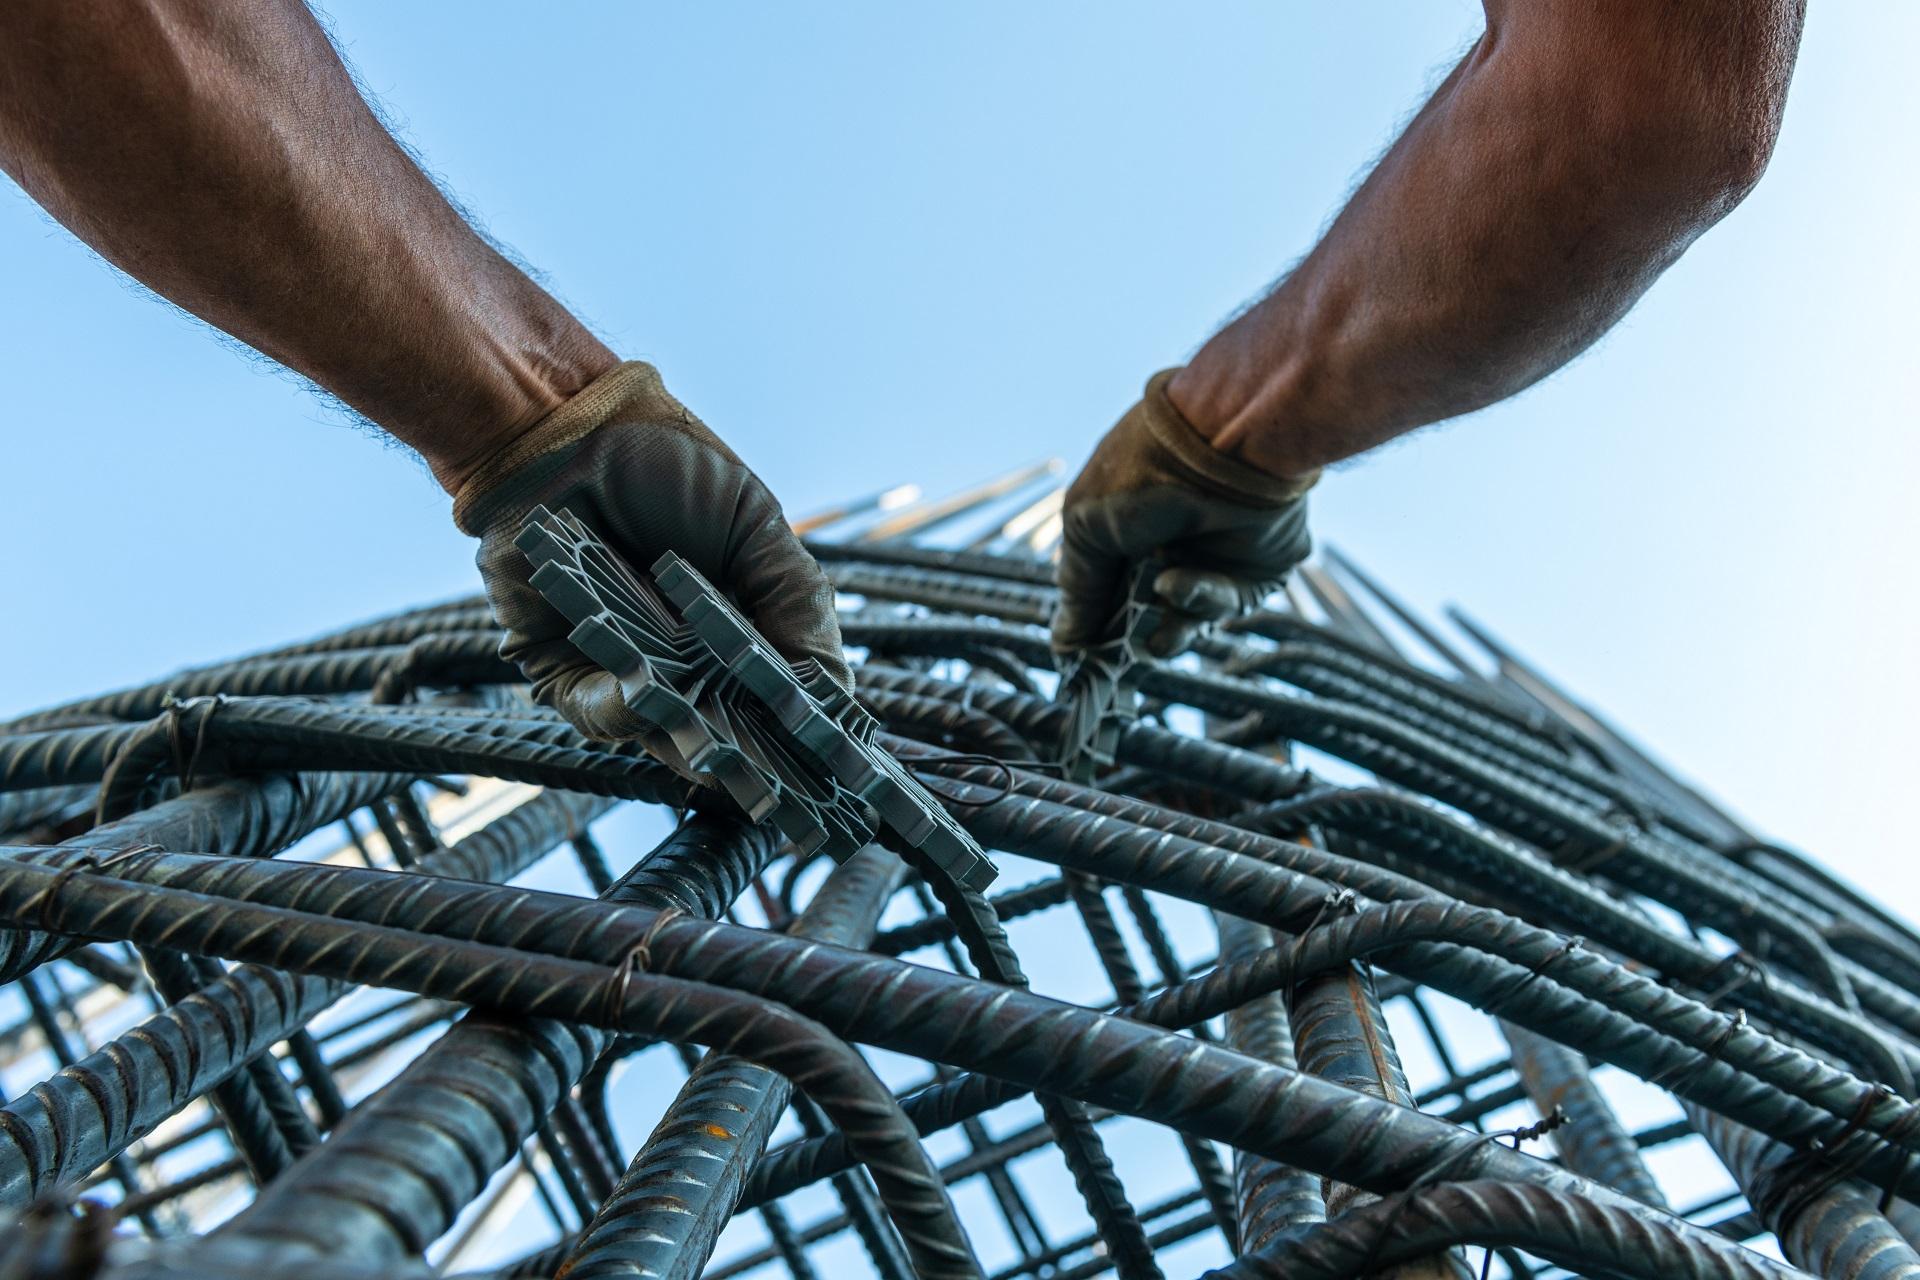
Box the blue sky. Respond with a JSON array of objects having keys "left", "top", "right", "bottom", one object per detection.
[{"left": 3, "top": 1, "right": 1916, "bottom": 910}]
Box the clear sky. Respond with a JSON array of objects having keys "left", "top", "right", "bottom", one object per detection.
[{"left": 3, "top": 2, "right": 1916, "bottom": 915}]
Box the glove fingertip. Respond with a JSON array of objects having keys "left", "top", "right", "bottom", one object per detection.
[
  {"left": 1144, "top": 613, "right": 1202, "bottom": 659},
  {"left": 549, "top": 668, "right": 647, "bottom": 743},
  {"left": 1149, "top": 567, "right": 1195, "bottom": 611},
  {"left": 1152, "top": 568, "right": 1241, "bottom": 621},
  {"left": 814, "top": 646, "right": 857, "bottom": 695}
]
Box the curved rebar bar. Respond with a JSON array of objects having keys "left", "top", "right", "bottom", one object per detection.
[
  {"left": 0, "top": 851, "right": 982, "bottom": 1280},
  {"left": 1, "top": 519, "right": 1905, "bottom": 1280},
  {"left": 556, "top": 847, "right": 908, "bottom": 1280},
  {"left": 0, "top": 847, "right": 1843, "bottom": 1268},
  {"left": 1211, "top": 1180, "right": 1802, "bottom": 1280},
  {"left": 15, "top": 827, "right": 1920, "bottom": 1199}
]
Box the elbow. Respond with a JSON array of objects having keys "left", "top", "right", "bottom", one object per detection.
[
  {"left": 1508, "top": 0, "right": 1805, "bottom": 226},
  {"left": 1597, "top": 99, "right": 1789, "bottom": 242},
  {"left": 1651, "top": 83, "right": 1791, "bottom": 220},
  {"left": 1623, "top": 61, "right": 1796, "bottom": 228}
]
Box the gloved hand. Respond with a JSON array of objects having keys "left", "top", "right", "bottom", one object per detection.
[
  {"left": 455, "top": 361, "right": 849, "bottom": 754},
  {"left": 1053, "top": 368, "right": 1319, "bottom": 658}
]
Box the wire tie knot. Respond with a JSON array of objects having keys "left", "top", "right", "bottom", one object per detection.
[
  {"left": 602, "top": 908, "right": 687, "bottom": 1022},
  {"left": 162, "top": 694, "right": 227, "bottom": 793},
  {"left": 1648, "top": 1008, "right": 1747, "bottom": 1094},
  {"left": 1699, "top": 950, "right": 1768, "bottom": 1008}
]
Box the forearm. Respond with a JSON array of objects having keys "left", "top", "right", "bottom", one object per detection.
[
  {"left": 1172, "top": 1, "right": 1804, "bottom": 479},
  {"left": 0, "top": 0, "right": 612, "bottom": 491}
]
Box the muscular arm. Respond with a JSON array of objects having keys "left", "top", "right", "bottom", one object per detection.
[
  {"left": 1051, "top": 0, "right": 1804, "bottom": 653},
  {"left": 1172, "top": 0, "right": 1806, "bottom": 479},
  {"left": 0, "top": 0, "right": 611, "bottom": 492},
  {"left": 0, "top": 0, "right": 852, "bottom": 723}
]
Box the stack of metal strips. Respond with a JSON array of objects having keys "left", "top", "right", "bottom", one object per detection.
[
  {"left": 515, "top": 503, "right": 996, "bottom": 891},
  {"left": 0, "top": 462, "right": 1913, "bottom": 1280}
]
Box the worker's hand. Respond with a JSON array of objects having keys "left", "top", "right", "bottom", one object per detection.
[
  {"left": 455, "top": 361, "right": 849, "bottom": 752},
  {"left": 1053, "top": 369, "right": 1318, "bottom": 658}
]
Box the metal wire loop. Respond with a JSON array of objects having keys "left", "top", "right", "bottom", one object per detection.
[
  {"left": 1494, "top": 934, "right": 1585, "bottom": 1011},
  {"left": 161, "top": 693, "right": 227, "bottom": 794},
  {"left": 601, "top": 907, "right": 688, "bottom": 1023},
  {"left": 1354, "top": 1109, "right": 1570, "bottom": 1280},
  {"left": 905, "top": 752, "right": 1063, "bottom": 809},
  {"left": 1647, "top": 1007, "right": 1748, "bottom": 1095}
]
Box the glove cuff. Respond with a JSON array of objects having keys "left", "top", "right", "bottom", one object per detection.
[
  {"left": 1140, "top": 368, "right": 1319, "bottom": 506},
  {"left": 452, "top": 360, "right": 688, "bottom": 534}
]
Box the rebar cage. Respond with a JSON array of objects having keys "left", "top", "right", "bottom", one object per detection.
[{"left": 0, "top": 467, "right": 1914, "bottom": 1280}]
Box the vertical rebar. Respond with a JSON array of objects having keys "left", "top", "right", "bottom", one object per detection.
[
  {"left": 1501, "top": 1021, "right": 1667, "bottom": 1209},
  {"left": 1067, "top": 873, "right": 1238, "bottom": 1248},
  {"left": 137, "top": 948, "right": 296, "bottom": 1184},
  {"left": 14, "top": 970, "right": 164, "bottom": 1234},
  {"left": 1214, "top": 912, "right": 1324, "bottom": 1254},
  {"left": 207, "top": 813, "right": 782, "bottom": 1264},
  {"left": 1286, "top": 944, "right": 1469, "bottom": 1279},
  {"left": 1685, "top": 1101, "right": 1920, "bottom": 1280}
]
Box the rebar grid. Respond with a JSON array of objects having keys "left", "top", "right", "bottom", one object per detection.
[{"left": 0, "top": 470, "right": 1913, "bottom": 1280}]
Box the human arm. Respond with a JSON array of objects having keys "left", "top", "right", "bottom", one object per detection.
[
  {"left": 0, "top": 0, "right": 611, "bottom": 483},
  {"left": 1054, "top": 0, "right": 1806, "bottom": 653},
  {"left": 0, "top": 0, "right": 848, "bottom": 731}
]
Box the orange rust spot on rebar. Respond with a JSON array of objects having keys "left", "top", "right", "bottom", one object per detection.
[
  {"left": 1345, "top": 965, "right": 1401, "bottom": 1103},
  {"left": 704, "top": 1123, "right": 733, "bottom": 1139}
]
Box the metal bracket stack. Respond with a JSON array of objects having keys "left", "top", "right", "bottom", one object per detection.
[
  {"left": 1050, "top": 568, "right": 1162, "bottom": 783},
  {"left": 516, "top": 504, "right": 999, "bottom": 891}
]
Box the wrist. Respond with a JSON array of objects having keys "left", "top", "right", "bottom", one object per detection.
[
  {"left": 449, "top": 360, "right": 691, "bottom": 535},
  {"left": 426, "top": 334, "right": 620, "bottom": 495},
  {"left": 1140, "top": 369, "right": 1318, "bottom": 506},
  {"left": 1165, "top": 357, "right": 1321, "bottom": 486}
]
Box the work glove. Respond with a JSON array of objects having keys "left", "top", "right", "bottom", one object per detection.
[
  {"left": 455, "top": 361, "right": 849, "bottom": 759},
  {"left": 1053, "top": 368, "right": 1318, "bottom": 658}
]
